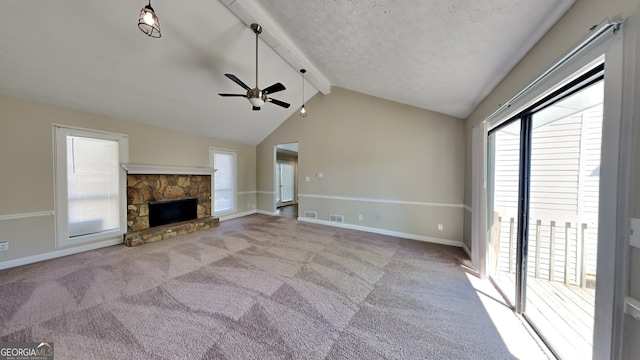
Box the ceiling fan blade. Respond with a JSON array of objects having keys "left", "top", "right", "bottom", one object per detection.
[
  {"left": 268, "top": 98, "right": 290, "bottom": 108},
  {"left": 224, "top": 74, "right": 251, "bottom": 91},
  {"left": 218, "top": 93, "right": 247, "bottom": 97},
  {"left": 263, "top": 82, "right": 286, "bottom": 95},
  {"left": 252, "top": 106, "right": 261, "bottom": 111}
]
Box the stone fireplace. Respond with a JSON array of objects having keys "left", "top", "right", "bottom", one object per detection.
[{"left": 123, "top": 165, "right": 219, "bottom": 246}]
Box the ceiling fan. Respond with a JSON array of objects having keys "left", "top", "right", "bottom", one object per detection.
[{"left": 219, "top": 23, "right": 290, "bottom": 111}]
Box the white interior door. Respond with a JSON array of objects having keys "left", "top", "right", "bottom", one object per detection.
[{"left": 276, "top": 160, "right": 295, "bottom": 207}]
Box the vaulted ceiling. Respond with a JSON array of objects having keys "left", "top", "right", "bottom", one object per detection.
[{"left": 0, "top": 0, "right": 574, "bottom": 145}]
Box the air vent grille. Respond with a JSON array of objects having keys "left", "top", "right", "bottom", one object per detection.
[
  {"left": 304, "top": 211, "right": 317, "bottom": 219},
  {"left": 329, "top": 214, "right": 344, "bottom": 223}
]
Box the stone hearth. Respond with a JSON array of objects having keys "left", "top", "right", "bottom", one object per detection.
[
  {"left": 124, "top": 173, "right": 219, "bottom": 246},
  {"left": 124, "top": 217, "right": 219, "bottom": 247}
]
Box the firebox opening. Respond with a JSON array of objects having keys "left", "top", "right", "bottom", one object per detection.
[{"left": 149, "top": 198, "right": 198, "bottom": 228}]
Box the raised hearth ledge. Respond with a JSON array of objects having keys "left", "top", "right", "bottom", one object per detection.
[
  {"left": 121, "top": 163, "right": 216, "bottom": 175},
  {"left": 124, "top": 216, "right": 220, "bottom": 247}
]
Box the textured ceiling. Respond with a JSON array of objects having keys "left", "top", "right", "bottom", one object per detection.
[
  {"left": 0, "top": 0, "right": 574, "bottom": 145},
  {"left": 254, "top": 0, "right": 575, "bottom": 119}
]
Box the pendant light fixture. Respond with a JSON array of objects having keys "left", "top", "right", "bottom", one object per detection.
[
  {"left": 299, "top": 69, "right": 308, "bottom": 117},
  {"left": 138, "top": 0, "right": 161, "bottom": 38}
]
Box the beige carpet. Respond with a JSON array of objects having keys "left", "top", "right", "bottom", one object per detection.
[{"left": 0, "top": 215, "right": 545, "bottom": 359}]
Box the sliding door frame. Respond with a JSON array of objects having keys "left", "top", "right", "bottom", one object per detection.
[
  {"left": 480, "top": 23, "right": 626, "bottom": 357},
  {"left": 490, "top": 63, "right": 605, "bottom": 322},
  {"left": 514, "top": 115, "right": 532, "bottom": 313}
]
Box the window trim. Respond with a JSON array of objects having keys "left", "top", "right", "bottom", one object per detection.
[
  {"left": 209, "top": 147, "right": 237, "bottom": 215},
  {"left": 53, "top": 125, "right": 128, "bottom": 248}
]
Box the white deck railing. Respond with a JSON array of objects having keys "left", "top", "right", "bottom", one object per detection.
[{"left": 492, "top": 213, "right": 596, "bottom": 288}]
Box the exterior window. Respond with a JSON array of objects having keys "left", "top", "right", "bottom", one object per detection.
[
  {"left": 55, "top": 126, "right": 128, "bottom": 247},
  {"left": 211, "top": 148, "right": 236, "bottom": 213}
]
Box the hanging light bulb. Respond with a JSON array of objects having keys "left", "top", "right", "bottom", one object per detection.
[
  {"left": 138, "top": 0, "right": 161, "bottom": 38},
  {"left": 299, "top": 69, "right": 308, "bottom": 117},
  {"left": 143, "top": 11, "right": 156, "bottom": 26}
]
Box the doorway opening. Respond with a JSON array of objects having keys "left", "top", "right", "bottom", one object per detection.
[{"left": 275, "top": 142, "right": 298, "bottom": 219}]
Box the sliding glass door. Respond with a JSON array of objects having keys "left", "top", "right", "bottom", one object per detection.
[
  {"left": 487, "top": 64, "right": 604, "bottom": 359},
  {"left": 487, "top": 119, "right": 521, "bottom": 307},
  {"left": 524, "top": 79, "right": 603, "bottom": 360}
]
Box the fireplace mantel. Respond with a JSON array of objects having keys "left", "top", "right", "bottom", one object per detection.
[{"left": 121, "top": 163, "right": 216, "bottom": 175}]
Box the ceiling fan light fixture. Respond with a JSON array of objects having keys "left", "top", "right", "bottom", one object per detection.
[
  {"left": 138, "top": 1, "right": 161, "bottom": 38},
  {"left": 249, "top": 97, "right": 265, "bottom": 107}
]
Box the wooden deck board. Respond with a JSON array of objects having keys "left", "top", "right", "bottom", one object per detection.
[
  {"left": 545, "top": 280, "right": 594, "bottom": 315},
  {"left": 498, "top": 271, "right": 595, "bottom": 360},
  {"left": 526, "top": 279, "right": 593, "bottom": 342}
]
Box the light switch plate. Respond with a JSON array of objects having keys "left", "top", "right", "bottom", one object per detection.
[{"left": 630, "top": 218, "right": 640, "bottom": 248}]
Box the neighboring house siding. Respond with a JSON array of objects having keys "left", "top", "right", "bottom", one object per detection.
[
  {"left": 581, "top": 105, "right": 603, "bottom": 275},
  {"left": 492, "top": 104, "right": 602, "bottom": 285},
  {"left": 493, "top": 125, "right": 520, "bottom": 275}
]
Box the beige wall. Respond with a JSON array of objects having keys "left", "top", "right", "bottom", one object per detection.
[
  {"left": 0, "top": 95, "right": 256, "bottom": 263},
  {"left": 257, "top": 87, "right": 465, "bottom": 245},
  {"left": 462, "top": 0, "right": 640, "bottom": 357}
]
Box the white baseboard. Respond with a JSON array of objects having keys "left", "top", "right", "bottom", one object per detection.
[
  {"left": 297, "top": 217, "right": 463, "bottom": 248},
  {"left": 462, "top": 243, "right": 472, "bottom": 258},
  {"left": 0, "top": 238, "right": 122, "bottom": 270},
  {"left": 0, "top": 215, "right": 462, "bottom": 270},
  {"left": 219, "top": 210, "right": 257, "bottom": 221}
]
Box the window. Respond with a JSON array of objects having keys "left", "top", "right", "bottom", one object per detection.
[
  {"left": 210, "top": 148, "right": 236, "bottom": 213},
  {"left": 54, "top": 126, "right": 128, "bottom": 247}
]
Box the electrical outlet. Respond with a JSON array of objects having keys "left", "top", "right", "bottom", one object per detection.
[
  {"left": 437, "top": 224, "right": 444, "bottom": 231},
  {"left": 358, "top": 214, "right": 363, "bottom": 221},
  {"left": 0, "top": 241, "right": 8, "bottom": 251}
]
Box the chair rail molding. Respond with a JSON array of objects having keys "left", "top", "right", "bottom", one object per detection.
[{"left": 0, "top": 211, "right": 54, "bottom": 221}]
